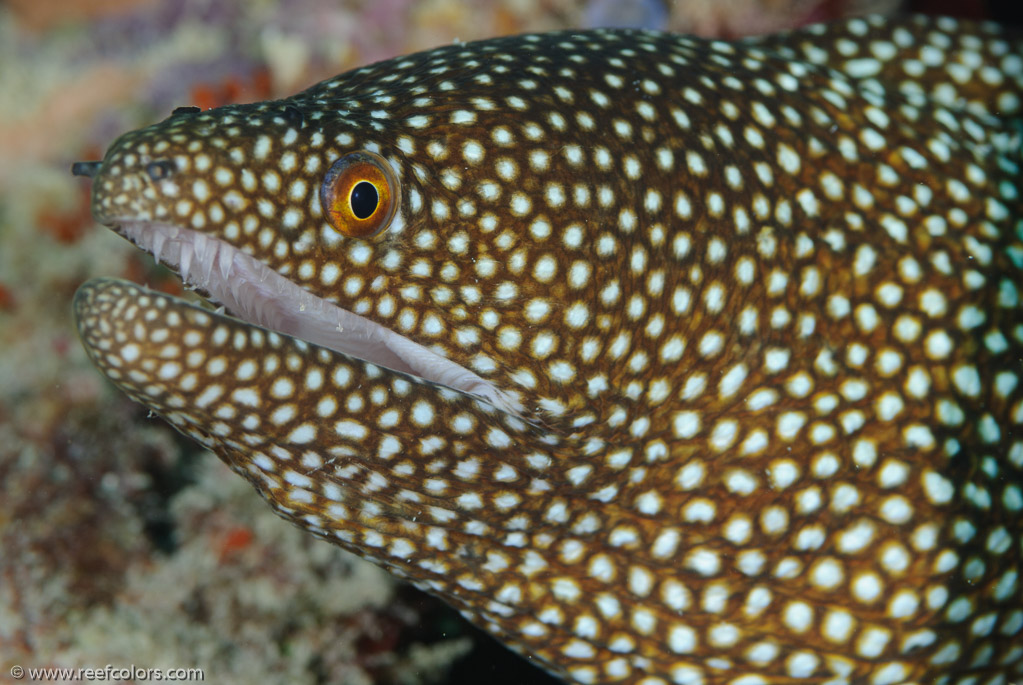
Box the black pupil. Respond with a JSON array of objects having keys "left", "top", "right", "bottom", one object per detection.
[{"left": 350, "top": 182, "right": 379, "bottom": 219}]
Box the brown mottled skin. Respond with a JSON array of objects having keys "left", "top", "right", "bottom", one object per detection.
[{"left": 74, "top": 15, "right": 1023, "bottom": 684}]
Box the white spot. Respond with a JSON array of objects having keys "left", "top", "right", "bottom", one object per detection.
[
  {"left": 852, "top": 572, "right": 883, "bottom": 603},
  {"left": 783, "top": 601, "right": 813, "bottom": 633},
  {"left": 668, "top": 624, "right": 697, "bottom": 654}
]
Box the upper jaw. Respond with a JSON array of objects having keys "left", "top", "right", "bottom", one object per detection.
[{"left": 111, "top": 217, "right": 525, "bottom": 417}]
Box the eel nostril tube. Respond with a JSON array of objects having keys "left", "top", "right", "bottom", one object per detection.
[{"left": 71, "top": 161, "right": 103, "bottom": 178}]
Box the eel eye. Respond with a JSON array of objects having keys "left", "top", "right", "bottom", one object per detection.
[{"left": 320, "top": 151, "right": 399, "bottom": 238}]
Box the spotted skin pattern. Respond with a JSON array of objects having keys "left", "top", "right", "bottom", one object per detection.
[{"left": 74, "top": 15, "right": 1023, "bottom": 685}]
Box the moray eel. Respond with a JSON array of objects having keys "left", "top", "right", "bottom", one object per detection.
[{"left": 72, "top": 14, "right": 1023, "bottom": 684}]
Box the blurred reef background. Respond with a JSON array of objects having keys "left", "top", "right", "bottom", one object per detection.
[{"left": 1, "top": 0, "right": 1014, "bottom": 683}]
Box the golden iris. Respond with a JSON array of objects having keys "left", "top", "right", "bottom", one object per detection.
[{"left": 320, "top": 151, "right": 399, "bottom": 238}]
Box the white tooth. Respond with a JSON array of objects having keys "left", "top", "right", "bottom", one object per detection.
[
  {"left": 179, "top": 241, "right": 193, "bottom": 281},
  {"left": 253, "top": 297, "right": 267, "bottom": 327},
  {"left": 193, "top": 233, "right": 208, "bottom": 261},
  {"left": 261, "top": 297, "right": 273, "bottom": 325},
  {"left": 218, "top": 246, "right": 233, "bottom": 280},
  {"left": 229, "top": 272, "right": 243, "bottom": 299},
  {"left": 151, "top": 231, "right": 166, "bottom": 266},
  {"left": 200, "top": 243, "right": 216, "bottom": 282}
]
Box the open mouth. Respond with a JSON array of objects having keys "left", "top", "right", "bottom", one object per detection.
[{"left": 107, "top": 219, "right": 523, "bottom": 416}]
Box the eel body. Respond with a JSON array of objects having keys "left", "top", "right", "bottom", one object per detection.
[{"left": 73, "top": 15, "right": 1023, "bottom": 684}]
